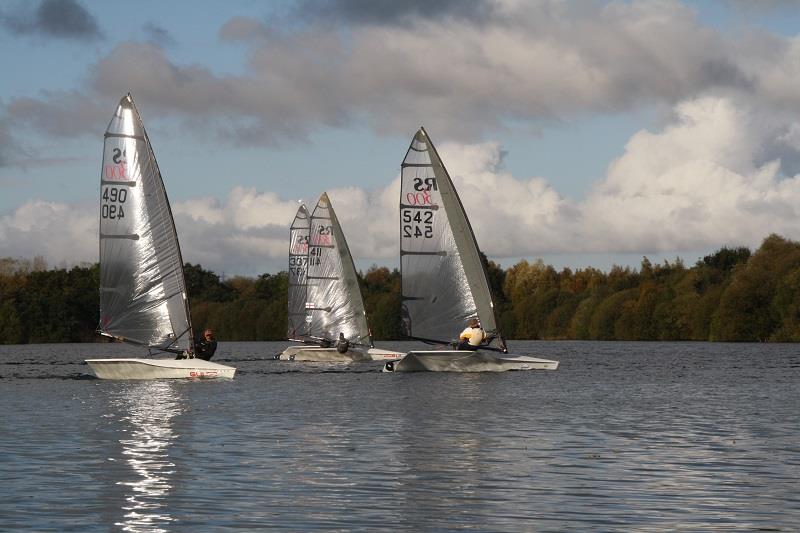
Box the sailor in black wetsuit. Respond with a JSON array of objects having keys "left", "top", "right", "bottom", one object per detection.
[
  {"left": 195, "top": 328, "right": 218, "bottom": 361},
  {"left": 336, "top": 332, "right": 350, "bottom": 354}
]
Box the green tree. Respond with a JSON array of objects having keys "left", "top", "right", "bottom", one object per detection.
[
  {"left": 711, "top": 235, "right": 800, "bottom": 341},
  {"left": 589, "top": 288, "right": 637, "bottom": 340},
  {"left": 361, "top": 266, "right": 402, "bottom": 340},
  {"left": 184, "top": 263, "right": 235, "bottom": 302},
  {"left": 0, "top": 299, "right": 22, "bottom": 343}
]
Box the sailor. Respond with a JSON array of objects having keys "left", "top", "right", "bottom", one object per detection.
[
  {"left": 457, "top": 318, "right": 485, "bottom": 351},
  {"left": 336, "top": 332, "right": 350, "bottom": 354},
  {"left": 195, "top": 328, "right": 218, "bottom": 361}
]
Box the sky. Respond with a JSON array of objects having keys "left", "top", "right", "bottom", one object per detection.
[{"left": 2, "top": 0, "right": 800, "bottom": 276}]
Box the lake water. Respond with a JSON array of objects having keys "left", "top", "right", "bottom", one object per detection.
[{"left": 1, "top": 340, "right": 798, "bottom": 532}]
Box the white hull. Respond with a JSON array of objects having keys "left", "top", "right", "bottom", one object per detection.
[
  {"left": 383, "top": 350, "right": 559, "bottom": 373},
  {"left": 85, "top": 358, "right": 236, "bottom": 380},
  {"left": 277, "top": 345, "right": 404, "bottom": 362}
]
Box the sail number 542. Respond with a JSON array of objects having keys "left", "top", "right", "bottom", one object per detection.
[{"left": 402, "top": 209, "right": 433, "bottom": 238}]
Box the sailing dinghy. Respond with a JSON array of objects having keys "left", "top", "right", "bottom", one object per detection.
[
  {"left": 385, "top": 128, "right": 558, "bottom": 372},
  {"left": 277, "top": 193, "right": 402, "bottom": 362},
  {"left": 85, "top": 94, "right": 236, "bottom": 380}
]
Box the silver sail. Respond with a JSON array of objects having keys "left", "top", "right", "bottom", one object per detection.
[
  {"left": 306, "top": 192, "right": 371, "bottom": 345},
  {"left": 287, "top": 204, "right": 311, "bottom": 340},
  {"left": 400, "top": 127, "right": 504, "bottom": 347},
  {"left": 98, "top": 94, "right": 193, "bottom": 352}
]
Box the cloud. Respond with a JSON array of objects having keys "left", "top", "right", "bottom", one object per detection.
[
  {"left": 0, "top": 200, "right": 96, "bottom": 264},
  {"left": 292, "top": 0, "right": 497, "bottom": 26},
  {"left": 171, "top": 188, "right": 306, "bottom": 274},
  {"left": 169, "top": 185, "right": 400, "bottom": 274},
  {"left": 7, "top": 91, "right": 109, "bottom": 138},
  {"left": 581, "top": 95, "right": 800, "bottom": 253},
  {"left": 429, "top": 140, "right": 573, "bottom": 257},
  {"left": 1, "top": 0, "right": 102, "bottom": 40},
  {"left": 218, "top": 16, "right": 273, "bottom": 42},
  {"left": 143, "top": 21, "right": 176, "bottom": 47},
  {"left": 324, "top": 183, "right": 400, "bottom": 260},
  {"left": 723, "top": 0, "right": 800, "bottom": 15},
  {"left": 6, "top": 94, "right": 800, "bottom": 273},
  {"left": 0, "top": 189, "right": 302, "bottom": 274},
  {"left": 0, "top": 117, "right": 18, "bottom": 166},
  {"left": 4, "top": 0, "right": 773, "bottom": 149}
]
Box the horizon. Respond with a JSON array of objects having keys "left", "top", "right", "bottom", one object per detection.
[{"left": 1, "top": 237, "right": 760, "bottom": 279}]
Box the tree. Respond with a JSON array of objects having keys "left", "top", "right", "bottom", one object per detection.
[
  {"left": 711, "top": 235, "right": 800, "bottom": 341},
  {"left": 361, "top": 267, "right": 402, "bottom": 340},
  {"left": 3, "top": 233, "right": 800, "bottom": 344},
  {"left": 701, "top": 246, "right": 751, "bottom": 272},
  {"left": 589, "top": 288, "right": 637, "bottom": 340},
  {"left": 0, "top": 299, "right": 22, "bottom": 344},
  {"left": 504, "top": 259, "right": 559, "bottom": 338},
  {"left": 184, "top": 263, "right": 235, "bottom": 302}
]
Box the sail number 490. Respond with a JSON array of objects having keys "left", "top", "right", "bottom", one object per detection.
[
  {"left": 101, "top": 186, "right": 127, "bottom": 220},
  {"left": 402, "top": 209, "right": 433, "bottom": 238}
]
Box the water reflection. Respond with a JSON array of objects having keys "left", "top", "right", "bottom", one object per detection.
[
  {"left": 110, "top": 381, "right": 185, "bottom": 532},
  {"left": 388, "top": 375, "right": 509, "bottom": 527}
]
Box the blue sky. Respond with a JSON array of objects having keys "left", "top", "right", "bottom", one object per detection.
[{"left": 2, "top": 0, "right": 800, "bottom": 275}]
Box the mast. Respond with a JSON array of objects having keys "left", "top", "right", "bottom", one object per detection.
[
  {"left": 288, "top": 203, "right": 311, "bottom": 341},
  {"left": 98, "top": 93, "right": 193, "bottom": 352},
  {"left": 130, "top": 94, "right": 195, "bottom": 352},
  {"left": 306, "top": 192, "right": 371, "bottom": 345},
  {"left": 420, "top": 127, "right": 506, "bottom": 349},
  {"left": 399, "top": 127, "right": 505, "bottom": 349}
]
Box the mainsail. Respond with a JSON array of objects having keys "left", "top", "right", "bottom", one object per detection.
[
  {"left": 400, "top": 127, "right": 504, "bottom": 348},
  {"left": 306, "top": 192, "right": 371, "bottom": 345},
  {"left": 287, "top": 204, "right": 311, "bottom": 340},
  {"left": 98, "top": 93, "right": 193, "bottom": 352}
]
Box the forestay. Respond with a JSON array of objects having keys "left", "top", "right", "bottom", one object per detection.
[
  {"left": 287, "top": 204, "right": 311, "bottom": 340},
  {"left": 306, "top": 193, "right": 371, "bottom": 345},
  {"left": 400, "top": 128, "right": 504, "bottom": 348},
  {"left": 97, "top": 94, "right": 193, "bottom": 352}
]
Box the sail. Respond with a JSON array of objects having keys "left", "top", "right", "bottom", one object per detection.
[
  {"left": 98, "top": 94, "right": 193, "bottom": 352},
  {"left": 306, "top": 192, "right": 371, "bottom": 345},
  {"left": 287, "top": 204, "right": 311, "bottom": 340},
  {"left": 400, "top": 127, "right": 503, "bottom": 347}
]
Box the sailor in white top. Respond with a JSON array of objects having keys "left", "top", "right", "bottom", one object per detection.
[{"left": 457, "top": 318, "right": 485, "bottom": 350}]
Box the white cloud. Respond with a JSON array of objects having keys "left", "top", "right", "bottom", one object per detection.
[
  {"left": 5, "top": 0, "right": 781, "bottom": 148},
  {"left": 171, "top": 187, "right": 302, "bottom": 273},
  {"left": 433, "top": 141, "right": 573, "bottom": 256},
  {"left": 581, "top": 95, "right": 800, "bottom": 252},
  {"left": 0, "top": 200, "right": 96, "bottom": 265},
  {"left": 325, "top": 182, "right": 400, "bottom": 261},
  {"left": 5, "top": 94, "right": 800, "bottom": 274}
]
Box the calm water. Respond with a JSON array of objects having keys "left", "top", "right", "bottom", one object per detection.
[{"left": 1, "top": 341, "right": 798, "bottom": 532}]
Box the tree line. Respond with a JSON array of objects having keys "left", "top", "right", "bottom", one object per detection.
[{"left": 2, "top": 234, "right": 800, "bottom": 344}]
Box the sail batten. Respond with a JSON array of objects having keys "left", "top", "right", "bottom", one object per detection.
[
  {"left": 98, "top": 94, "right": 193, "bottom": 352},
  {"left": 104, "top": 133, "right": 145, "bottom": 140},
  {"left": 401, "top": 250, "right": 448, "bottom": 256},
  {"left": 100, "top": 180, "right": 137, "bottom": 187},
  {"left": 399, "top": 127, "right": 504, "bottom": 347}
]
